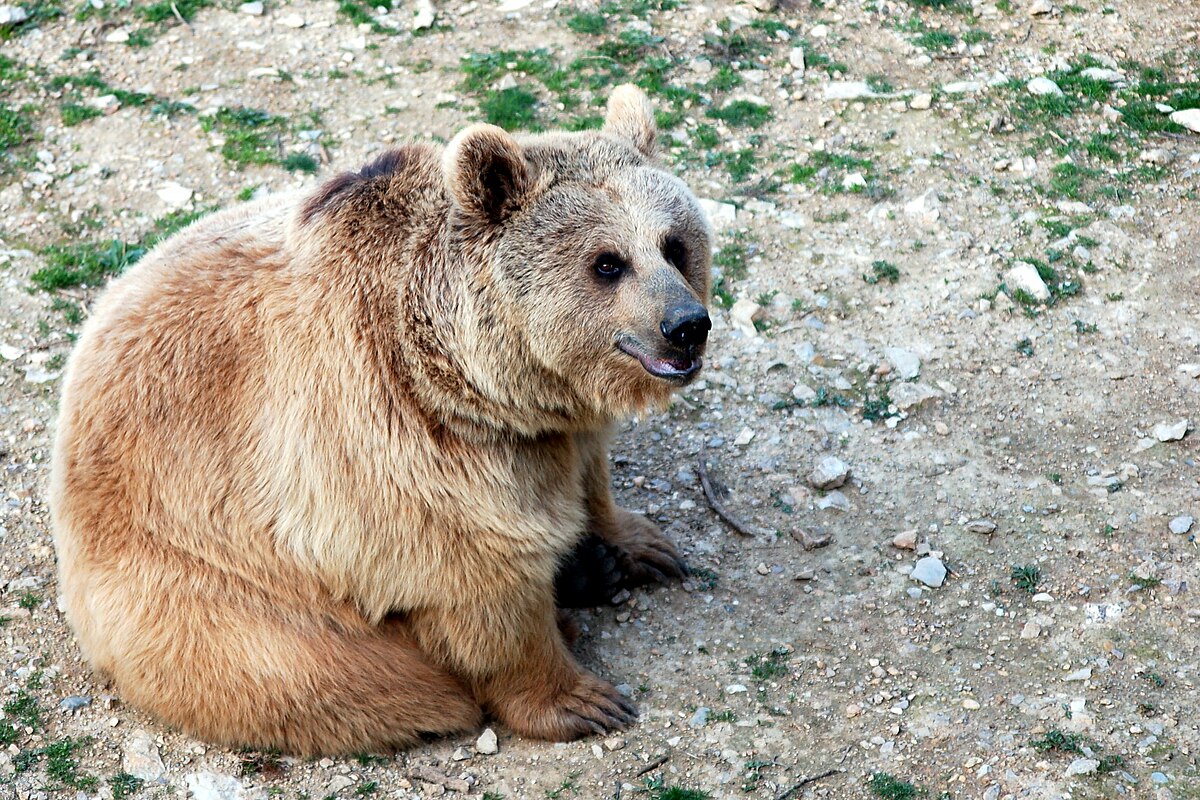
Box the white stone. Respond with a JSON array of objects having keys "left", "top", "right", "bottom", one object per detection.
[
  {"left": 1004, "top": 262, "right": 1051, "bottom": 302},
  {"left": 1169, "top": 108, "right": 1200, "bottom": 133},
  {"left": 788, "top": 47, "right": 805, "bottom": 72},
  {"left": 1066, "top": 759, "right": 1099, "bottom": 777},
  {"left": 104, "top": 27, "right": 131, "bottom": 42},
  {"left": 1169, "top": 515, "right": 1194, "bottom": 535},
  {"left": 729, "top": 298, "right": 762, "bottom": 338},
  {"left": 823, "top": 81, "right": 874, "bottom": 101},
  {"left": 909, "top": 92, "right": 933, "bottom": 110},
  {"left": 808, "top": 456, "right": 849, "bottom": 490},
  {"left": 0, "top": 4, "right": 29, "bottom": 24},
  {"left": 123, "top": 730, "right": 166, "bottom": 781},
  {"left": 1153, "top": 418, "right": 1190, "bottom": 442},
  {"left": 0, "top": 344, "right": 24, "bottom": 361},
  {"left": 1063, "top": 667, "right": 1092, "bottom": 682},
  {"left": 410, "top": 0, "right": 434, "bottom": 29},
  {"left": 733, "top": 427, "right": 755, "bottom": 446},
  {"left": 904, "top": 189, "right": 941, "bottom": 225},
  {"left": 816, "top": 490, "right": 848, "bottom": 512},
  {"left": 1027, "top": 0, "right": 1053, "bottom": 13},
  {"left": 185, "top": 773, "right": 265, "bottom": 800},
  {"left": 697, "top": 198, "right": 736, "bottom": 229},
  {"left": 889, "top": 382, "right": 941, "bottom": 411},
  {"left": 239, "top": 1, "right": 263, "bottom": 13},
  {"left": 911, "top": 557, "right": 946, "bottom": 588},
  {"left": 1080, "top": 67, "right": 1123, "bottom": 83},
  {"left": 475, "top": 728, "right": 498, "bottom": 755},
  {"left": 884, "top": 347, "right": 921, "bottom": 380},
  {"left": 725, "top": 684, "right": 748, "bottom": 694},
  {"left": 156, "top": 181, "right": 193, "bottom": 208},
  {"left": 842, "top": 171, "right": 866, "bottom": 190},
  {"left": 1027, "top": 77, "right": 1063, "bottom": 96},
  {"left": 1020, "top": 621, "right": 1041, "bottom": 639},
  {"left": 942, "top": 81, "right": 982, "bottom": 94},
  {"left": 279, "top": 13, "right": 305, "bottom": 27},
  {"left": 1178, "top": 363, "right": 1200, "bottom": 378}
]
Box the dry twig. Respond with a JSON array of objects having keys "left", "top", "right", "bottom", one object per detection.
[
  {"left": 634, "top": 754, "right": 669, "bottom": 777},
  {"left": 697, "top": 448, "right": 773, "bottom": 537},
  {"left": 773, "top": 768, "right": 840, "bottom": 800}
]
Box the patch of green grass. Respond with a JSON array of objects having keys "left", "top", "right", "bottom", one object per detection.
[
  {"left": 1129, "top": 572, "right": 1162, "bottom": 590},
  {"left": 912, "top": 30, "right": 956, "bottom": 51},
  {"left": 746, "top": 649, "right": 789, "bottom": 682},
  {"left": 706, "top": 99, "right": 772, "bottom": 128},
  {"left": 60, "top": 102, "right": 102, "bottom": 126},
  {"left": 200, "top": 107, "right": 290, "bottom": 168},
  {"left": 962, "top": 28, "right": 991, "bottom": 44},
  {"left": 709, "top": 147, "right": 756, "bottom": 182},
  {"left": 282, "top": 152, "right": 319, "bottom": 173},
  {"left": 3, "top": 691, "right": 41, "bottom": 730},
  {"left": 864, "top": 260, "right": 899, "bottom": 284},
  {"left": 1031, "top": 729, "right": 1084, "bottom": 754},
  {"left": 567, "top": 10, "right": 607, "bottom": 34},
  {"left": 138, "top": 0, "right": 211, "bottom": 23},
  {"left": 29, "top": 737, "right": 97, "bottom": 789},
  {"left": 478, "top": 86, "right": 539, "bottom": 129},
  {"left": 861, "top": 385, "right": 892, "bottom": 421},
  {"left": 866, "top": 74, "right": 895, "bottom": 94},
  {"left": 1143, "top": 671, "right": 1166, "bottom": 688},
  {"left": 111, "top": 773, "right": 144, "bottom": 800},
  {"left": 0, "top": 103, "right": 35, "bottom": 149},
  {"left": 713, "top": 242, "right": 749, "bottom": 281},
  {"left": 1015, "top": 337, "right": 1034, "bottom": 357},
  {"left": 868, "top": 772, "right": 924, "bottom": 799},
  {"left": 239, "top": 748, "right": 285, "bottom": 777},
  {"left": 1011, "top": 564, "right": 1041, "bottom": 593},
  {"left": 33, "top": 239, "right": 146, "bottom": 291},
  {"left": 17, "top": 592, "right": 41, "bottom": 610},
  {"left": 355, "top": 782, "right": 378, "bottom": 796}
]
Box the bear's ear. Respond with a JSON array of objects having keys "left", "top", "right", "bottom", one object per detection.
[
  {"left": 442, "top": 124, "right": 530, "bottom": 224},
  {"left": 603, "top": 84, "right": 657, "bottom": 158}
]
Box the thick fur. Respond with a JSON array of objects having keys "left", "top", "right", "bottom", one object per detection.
[{"left": 50, "top": 86, "right": 711, "bottom": 756}]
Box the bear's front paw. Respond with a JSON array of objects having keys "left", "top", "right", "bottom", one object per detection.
[
  {"left": 497, "top": 672, "right": 637, "bottom": 741},
  {"left": 609, "top": 509, "right": 688, "bottom": 586}
]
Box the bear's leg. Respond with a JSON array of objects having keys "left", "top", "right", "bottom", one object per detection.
[
  {"left": 553, "top": 533, "right": 623, "bottom": 607},
  {"left": 574, "top": 429, "right": 688, "bottom": 589},
  {"left": 409, "top": 579, "right": 636, "bottom": 740},
  {"left": 90, "top": 566, "right": 482, "bottom": 756}
]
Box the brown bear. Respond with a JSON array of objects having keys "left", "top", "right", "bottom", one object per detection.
[{"left": 49, "top": 84, "right": 712, "bottom": 756}]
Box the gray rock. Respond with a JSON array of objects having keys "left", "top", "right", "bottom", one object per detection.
[
  {"left": 1063, "top": 666, "right": 1092, "bottom": 682},
  {"left": 475, "top": 727, "right": 498, "bottom": 755},
  {"left": 1066, "top": 758, "right": 1100, "bottom": 777},
  {"left": 123, "top": 730, "right": 166, "bottom": 782},
  {"left": 688, "top": 707, "right": 709, "bottom": 728},
  {"left": 325, "top": 777, "right": 354, "bottom": 795},
  {"left": 788, "top": 47, "right": 805, "bottom": 73},
  {"left": 1170, "top": 109, "right": 1200, "bottom": 133},
  {"left": 911, "top": 557, "right": 946, "bottom": 588},
  {"left": 1005, "top": 262, "right": 1051, "bottom": 302},
  {"left": 1153, "top": 418, "right": 1190, "bottom": 442},
  {"left": 966, "top": 519, "right": 997, "bottom": 534},
  {"left": 59, "top": 695, "right": 91, "bottom": 711},
  {"left": 1027, "top": 77, "right": 1063, "bottom": 96},
  {"left": 884, "top": 347, "right": 921, "bottom": 380},
  {"left": 823, "top": 81, "right": 874, "bottom": 100},
  {"left": 816, "top": 490, "right": 849, "bottom": 512},
  {"left": 1080, "top": 67, "right": 1123, "bottom": 83},
  {"left": 0, "top": 5, "right": 29, "bottom": 25},
  {"left": 889, "top": 382, "right": 941, "bottom": 411},
  {"left": 1170, "top": 515, "right": 1194, "bottom": 535},
  {"left": 909, "top": 93, "right": 933, "bottom": 110},
  {"left": 808, "top": 456, "right": 849, "bottom": 490},
  {"left": 1151, "top": 772, "right": 1169, "bottom": 784},
  {"left": 185, "top": 773, "right": 265, "bottom": 800},
  {"left": 238, "top": 1, "right": 263, "bottom": 13}
]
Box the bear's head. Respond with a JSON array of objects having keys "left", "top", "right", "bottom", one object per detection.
[{"left": 442, "top": 85, "right": 713, "bottom": 419}]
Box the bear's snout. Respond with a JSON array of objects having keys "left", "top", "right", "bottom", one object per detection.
[{"left": 659, "top": 302, "right": 711, "bottom": 351}]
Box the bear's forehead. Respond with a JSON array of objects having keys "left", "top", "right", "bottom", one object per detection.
[{"left": 519, "top": 133, "right": 646, "bottom": 183}]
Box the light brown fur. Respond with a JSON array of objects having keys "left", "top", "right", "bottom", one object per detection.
[{"left": 50, "top": 85, "right": 711, "bottom": 755}]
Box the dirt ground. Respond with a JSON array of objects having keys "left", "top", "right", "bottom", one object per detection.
[{"left": 1, "top": 0, "right": 1199, "bottom": 797}]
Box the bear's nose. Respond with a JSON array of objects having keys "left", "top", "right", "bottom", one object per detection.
[{"left": 660, "top": 303, "right": 711, "bottom": 350}]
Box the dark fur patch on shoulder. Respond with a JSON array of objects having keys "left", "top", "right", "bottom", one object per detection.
[{"left": 299, "top": 147, "right": 415, "bottom": 226}]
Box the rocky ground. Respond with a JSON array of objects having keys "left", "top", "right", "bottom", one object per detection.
[{"left": 2, "top": 0, "right": 1200, "bottom": 797}]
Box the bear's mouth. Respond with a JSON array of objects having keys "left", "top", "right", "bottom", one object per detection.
[{"left": 616, "top": 337, "right": 703, "bottom": 383}]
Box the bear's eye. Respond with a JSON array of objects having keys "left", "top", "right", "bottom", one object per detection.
[
  {"left": 663, "top": 237, "right": 687, "bottom": 272},
  {"left": 592, "top": 252, "right": 627, "bottom": 280}
]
